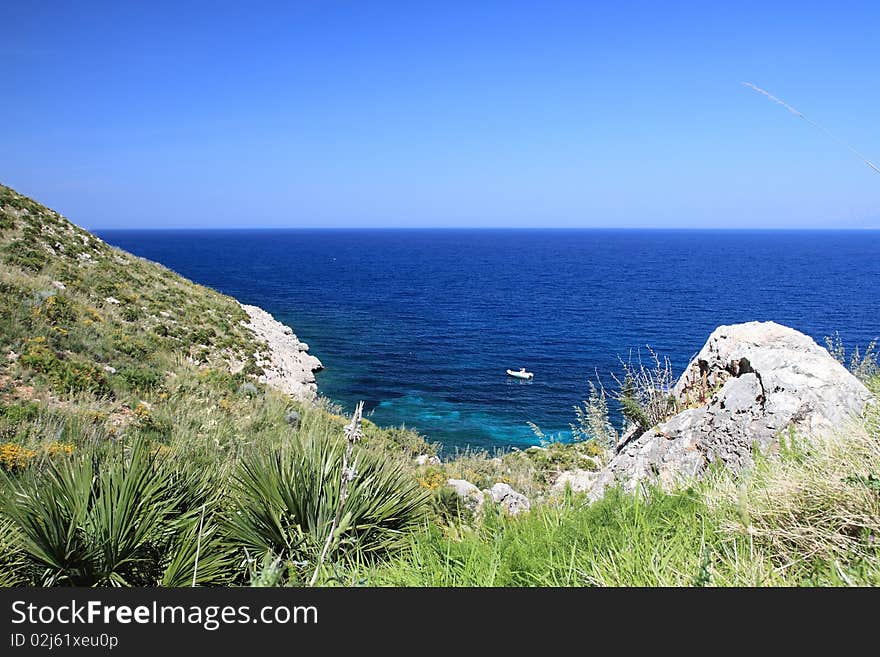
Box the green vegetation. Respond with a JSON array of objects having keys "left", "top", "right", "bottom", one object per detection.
[
  {"left": 1, "top": 440, "right": 231, "bottom": 586},
  {"left": 353, "top": 389, "right": 880, "bottom": 586},
  {"left": 0, "top": 182, "right": 878, "bottom": 587},
  {"left": 226, "top": 431, "right": 431, "bottom": 574}
]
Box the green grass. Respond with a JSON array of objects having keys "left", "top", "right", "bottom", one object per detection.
[{"left": 358, "top": 487, "right": 718, "bottom": 586}]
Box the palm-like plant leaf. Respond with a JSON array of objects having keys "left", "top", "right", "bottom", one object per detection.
[
  {"left": 0, "top": 440, "right": 223, "bottom": 586},
  {"left": 161, "top": 516, "right": 235, "bottom": 587},
  {"left": 225, "top": 432, "right": 430, "bottom": 568}
]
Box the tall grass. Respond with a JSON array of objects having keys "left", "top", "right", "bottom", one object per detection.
[
  {"left": 357, "top": 487, "right": 717, "bottom": 586},
  {"left": 706, "top": 399, "right": 880, "bottom": 583},
  {"left": 825, "top": 332, "right": 879, "bottom": 382}
]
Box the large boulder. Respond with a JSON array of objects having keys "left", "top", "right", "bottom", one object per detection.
[{"left": 587, "top": 321, "right": 873, "bottom": 500}]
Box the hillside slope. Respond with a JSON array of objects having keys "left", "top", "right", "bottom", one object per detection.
[{"left": 0, "top": 183, "right": 329, "bottom": 451}]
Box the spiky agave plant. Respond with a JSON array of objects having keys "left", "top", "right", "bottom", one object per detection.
[
  {"left": 0, "top": 440, "right": 232, "bottom": 586},
  {"left": 0, "top": 516, "right": 27, "bottom": 586},
  {"left": 225, "top": 414, "right": 431, "bottom": 581}
]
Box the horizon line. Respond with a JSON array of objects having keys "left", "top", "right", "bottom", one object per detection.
[{"left": 89, "top": 225, "right": 880, "bottom": 232}]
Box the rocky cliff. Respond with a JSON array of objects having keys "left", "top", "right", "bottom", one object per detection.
[{"left": 239, "top": 304, "right": 323, "bottom": 401}]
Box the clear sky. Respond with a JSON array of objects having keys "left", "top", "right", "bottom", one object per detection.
[{"left": 2, "top": 1, "right": 879, "bottom": 229}]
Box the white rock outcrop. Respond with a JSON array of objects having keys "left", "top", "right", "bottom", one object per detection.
[
  {"left": 550, "top": 469, "right": 598, "bottom": 495},
  {"left": 447, "top": 479, "right": 485, "bottom": 515},
  {"left": 584, "top": 321, "right": 873, "bottom": 500},
  {"left": 240, "top": 303, "right": 323, "bottom": 402},
  {"left": 487, "top": 483, "right": 531, "bottom": 515}
]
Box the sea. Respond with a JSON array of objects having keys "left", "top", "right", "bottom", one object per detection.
[{"left": 97, "top": 229, "right": 880, "bottom": 454}]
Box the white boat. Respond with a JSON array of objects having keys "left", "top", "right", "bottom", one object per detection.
[{"left": 506, "top": 368, "right": 533, "bottom": 380}]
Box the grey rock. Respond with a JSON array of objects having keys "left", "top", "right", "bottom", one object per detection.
[
  {"left": 238, "top": 382, "right": 260, "bottom": 397},
  {"left": 414, "top": 454, "right": 441, "bottom": 467},
  {"left": 551, "top": 469, "right": 597, "bottom": 495},
  {"left": 488, "top": 483, "right": 531, "bottom": 515},
  {"left": 587, "top": 468, "right": 617, "bottom": 502},
  {"left": 285, "top": 410, "right": 301, "bottom": 429},
  {"left": 446, "top": 479, "right": 485, "bottom": 515},
  {"left": 588, "top": 321, "right": 873, "bottom": 500}
]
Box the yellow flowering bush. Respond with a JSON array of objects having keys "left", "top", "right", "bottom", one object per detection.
[
  {"left": 46, "top": 441, "right": 74, "bottom": 457},
  {"left": 0, "top": 441, "right": 73, "bottom": 472},
  {"left": 0, "top": 443, "right": 37, "bottom": 471},
  {"left": 418, "top": 470, "right": 447, "bottom": 490},
  {"left": 82, "top": 410, "right": 109, "bottom": 424}
]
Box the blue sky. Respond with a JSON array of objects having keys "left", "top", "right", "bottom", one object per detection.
[{"left": 2, "top": 1, "right": 879, "bottom": 228}]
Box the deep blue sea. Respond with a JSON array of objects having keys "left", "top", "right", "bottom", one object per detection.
[{"left": 97, "top": 229, "right": 880, "bottom": 453}]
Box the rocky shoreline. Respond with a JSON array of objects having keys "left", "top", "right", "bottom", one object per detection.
[{"left": 239, "top": 303, "right": 324, "bottom": 402}]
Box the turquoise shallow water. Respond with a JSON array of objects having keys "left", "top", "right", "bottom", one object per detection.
[{"left": 99, "top": 229, "right": 880, "bottom": 454}]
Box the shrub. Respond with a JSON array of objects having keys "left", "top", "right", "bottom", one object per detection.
[
  {"left": 225, "top": 432, "right": 431, "bottom": 574},
  {"left": 112, "top": 332, "right": 152, "bottom": 359},
  {"left": 618, "top": 364, "right": 676, "bottom": 429},
  {"left": 570, "top": 381, "right": 618, "bottom": 449},
  {"left": 0, "top": 443, "right": 38, "bottom": 472},
  {"left": 0, "top": 402, "right": 41, "bottom": 425},
  {"left": 32, "top": 294, "right": 78, "bottom": 327},
  {"left": 825, "top": 332, "right": 879, "bottom": 381},
  {"left": 3, "top": 239, "right": 47, "bottom": 272},
  {"left": 55, "top": 360, "right": 110, "bottom": 395},
  {"left": 431, "top": 485, "right": 475, "bottom": 525},
  {"left": 18, "top": 338, "right": 108, "bottom": 396},
  {"left": 117, "top": 367, "right": 164, "bottom": 392},
  {"left": 121, "top": 305, "right": 142, "bottom": 322},
  {"left": 133, "top": 403, "right": 171, "bottom": 439},
  {"left": 18, "top": 337, "right": 57, "bottom": 373},
  {"left": 0, "top": 440, "right": 232, "bottom": 586},
  {"left": 242, "top": 357, "right": 264, "bottom": 376},
  {"left": 190, "top": 327, "right": 216, "bottom": 345}
]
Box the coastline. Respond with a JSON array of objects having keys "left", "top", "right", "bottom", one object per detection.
[{"left": 238, "top": 303, "right": 324, "bottom": 402}]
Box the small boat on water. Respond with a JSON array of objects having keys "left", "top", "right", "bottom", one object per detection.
[{"left": 506, "top": 368, "right": 534, "bottom": 380}]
